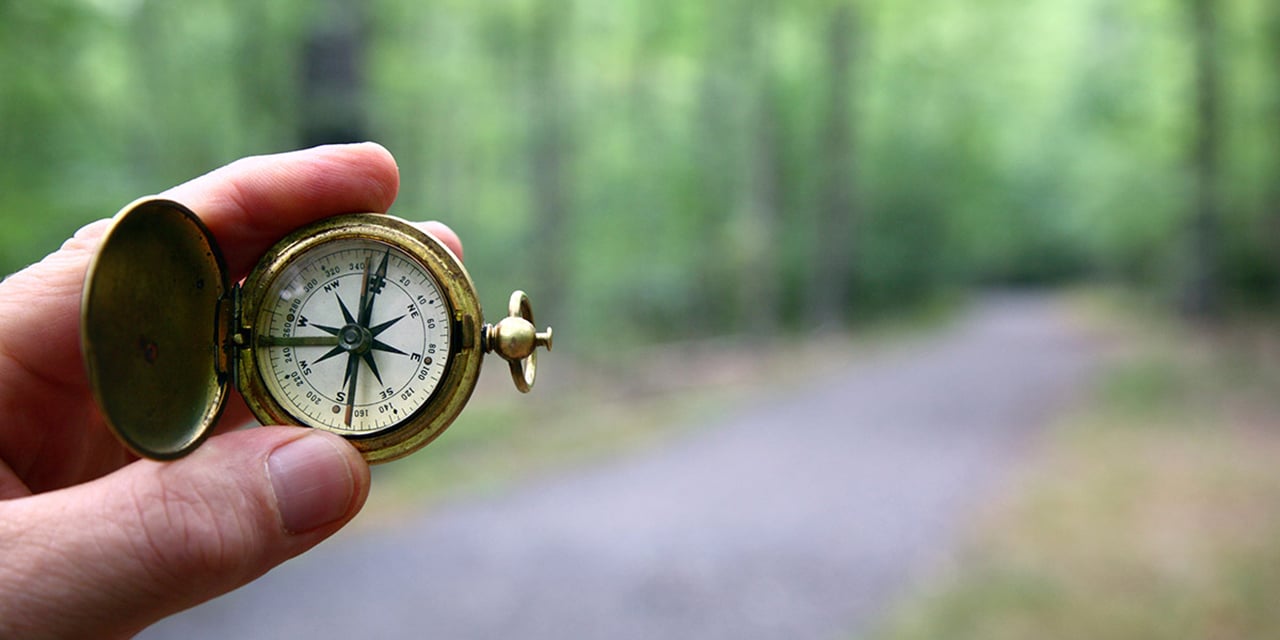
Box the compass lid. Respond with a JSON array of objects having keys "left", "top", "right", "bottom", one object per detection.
[{"left": 81, "top": 198, "right": 230, "bottom": 460}]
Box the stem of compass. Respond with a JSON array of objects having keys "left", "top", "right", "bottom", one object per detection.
[{"left": 344, "top": 354, "right": 360, "bottom": 427}]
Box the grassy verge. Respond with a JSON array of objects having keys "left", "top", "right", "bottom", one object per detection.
[{"left": 869, "top": 293, "right": 1280, "bottom": 640}]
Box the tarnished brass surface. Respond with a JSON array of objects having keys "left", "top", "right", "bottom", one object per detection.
[
  {"left": 484, "top": 290, "right": 553, "bottom": 393},
  {"left": 236, "top": 214, "right": 485, "bottom": 464},
  {"left": 83, "top": 202, "right": 554, "bottom": 464},
  {"left": 81, "top": 198, "right": 230, "bottom": 459}
]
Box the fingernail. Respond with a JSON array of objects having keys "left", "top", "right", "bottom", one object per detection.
[{"left": 267, "top": 434, "right": 355, "bottom": 533}]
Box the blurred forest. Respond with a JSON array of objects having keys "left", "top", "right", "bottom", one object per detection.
[{"left": 2, "top": 0, "right": 1279, "bottom": 346}]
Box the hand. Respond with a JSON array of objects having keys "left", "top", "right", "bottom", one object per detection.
[{"left": 0, "top": 143, "right": 464, "bottom": 639}]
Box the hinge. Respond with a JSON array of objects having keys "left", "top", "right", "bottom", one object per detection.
[
  {"left": 229, "top": 284, "right": 244, "bottom": 386},
  {"left": 214, "top": 284, "right": 245, "bottom": 385}
]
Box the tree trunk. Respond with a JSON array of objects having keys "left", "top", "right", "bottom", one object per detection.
[
  {"left": 736, "top": 1, "right": 784, "bottom": 334},
  {"left": 809, "top": 2, "right": 858, "bottom": 328},
  {"left": 1183, "top": 0, "right": 1220, "bottom": 319},
  {"left": 233, "top": 0, "right": 295, "bottom": 152},
  {"left": 527, "top": 0, "right": 572, "bottom": 322},
  {"left": 298, "top": 0, "right": 368, "bottom": 147},
  {"left": 1270, "top": 5, "right": 1280, "bottom": 304}
]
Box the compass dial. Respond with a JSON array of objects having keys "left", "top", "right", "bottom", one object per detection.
[{"left": 252, "top": 238, "right": 452, "bottom": 435}]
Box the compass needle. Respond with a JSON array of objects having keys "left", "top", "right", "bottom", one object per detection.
[
  {"left": 358, "top": 250, "right": 388, "bottom": 327},
  {"left": 366, "top": 248, "right": 391, "bottom": 315},
  {"left": 356, "top": 256, "right": 372, "bottom": 326},
  {"left": 257, "top": 335, "right": 340, "bottom": 347},
  {"left": 343, "top": 352, "right": 359, "bottom": 427},
  {"left": 341, "top": 350, "right": 356, "bottom": 386}
]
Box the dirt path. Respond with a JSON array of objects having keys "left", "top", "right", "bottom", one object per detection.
[{"left": 142, "top": 295, "right": 1098, "bottom": 640}]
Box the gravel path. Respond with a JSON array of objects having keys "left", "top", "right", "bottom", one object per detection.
[{"left": 141, "top": 295, "right": 1097, "bottom": 640}]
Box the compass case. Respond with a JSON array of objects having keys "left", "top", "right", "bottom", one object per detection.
[{"left": 81, "top": 198, "right": 230, "bottom": 459}]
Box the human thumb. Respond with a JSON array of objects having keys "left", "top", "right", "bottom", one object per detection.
[{"left": 0, "top": 427, "right": 369, "bottom": 640}]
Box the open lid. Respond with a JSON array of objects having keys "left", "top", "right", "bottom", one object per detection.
[{"left": 81, "top": 198, "right": 230, "bottom": 459}]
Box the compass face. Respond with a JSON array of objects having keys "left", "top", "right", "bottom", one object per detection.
[{"left": 252, "top": 238, "right": 452, "bottom": 435}]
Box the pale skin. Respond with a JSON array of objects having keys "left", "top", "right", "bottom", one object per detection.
[{"left": 0, "top": 144, "right": 463, "bottom": 639}]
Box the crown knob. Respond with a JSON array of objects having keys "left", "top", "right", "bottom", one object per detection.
[{"left": 484, "top": 290, "right": 552, "bottom": 392}]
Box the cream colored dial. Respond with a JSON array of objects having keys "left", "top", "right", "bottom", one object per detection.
[{"left": 252, "top": 238, "right": 452, "bottom": 435}]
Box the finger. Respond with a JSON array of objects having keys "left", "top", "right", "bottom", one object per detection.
[
  {"left": 0, "top": 219, "right": 114, "bottom": 382},
  {"left": 0, "top": 458, "right": 30, "bottom": 501},
  {"left": 0, "top": 220, "right": 135, "bottom": 491},
  {"left": 416, "top": 220, "right": 464, "bottom": 262},
  {"left": 0, "top": 143, "right": 399, "bottom": 389},
  {"left": 162, "top": 142, "right": 401, "bottom": 278},
  {"left": 0, "top": 427, "right": 369, "bottom": 640}
]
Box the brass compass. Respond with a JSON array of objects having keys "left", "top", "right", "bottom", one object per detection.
[{"left": 81, "top": 198, "right": 552, "bottom": 464}]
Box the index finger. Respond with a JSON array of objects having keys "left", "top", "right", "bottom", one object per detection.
[
  {"left": 161, "top": 142, "right": 402, "bottom": 278},
  {"left": 0, "top": 143, "right": 461, "bottom": 391}
]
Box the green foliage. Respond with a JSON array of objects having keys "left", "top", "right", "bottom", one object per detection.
[{"left": 0, "top": 0, "right": 1277, "bottom": 345}]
